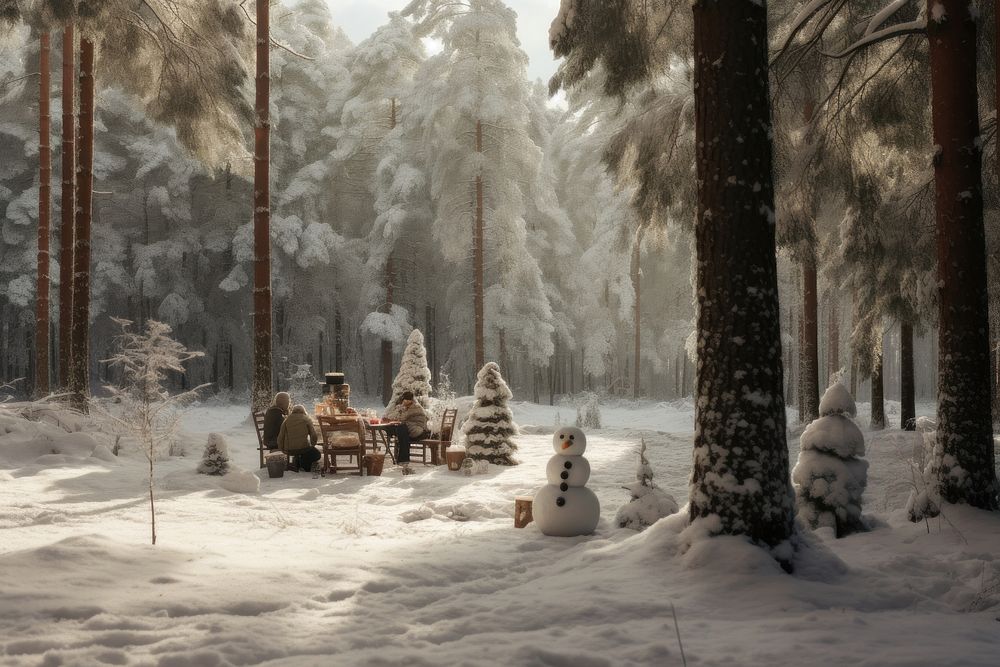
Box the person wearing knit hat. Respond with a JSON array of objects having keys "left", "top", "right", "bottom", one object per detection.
[{"left": 263, "top": 392, "right": 291, "bottom": 451}]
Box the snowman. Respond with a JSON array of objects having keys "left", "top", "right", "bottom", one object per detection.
[{"left": 533, "top": 427, "right": 600, "bottom": 536}]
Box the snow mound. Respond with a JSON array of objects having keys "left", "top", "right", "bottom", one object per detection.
[
  {"left": 819, "top": 382, "right": 856, "bottom": 417},
  {"left": 616, "top": 488, "right": 679, "bottom": 531},
  {"left": 400, "top": 500, "right": 507, "bottom": 523},
  {"left": 89, "top": 444, "right": 119, "bottom": 463},
  {"left": 800, "top": 414, "right": 865, "bottom": 458},
  {"left": 220, "top": 469, "right": 260, "bottom": 494}
]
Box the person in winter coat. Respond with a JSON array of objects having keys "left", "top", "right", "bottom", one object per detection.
[
  {"left": 277, "top": 404, "right": 322, "bottom": 472},
  {"left": 382, "top": 391, "right": 429, "bottom": 464},
  {"left": 263, "top": 392, "right": 290, "bottom": 450}
]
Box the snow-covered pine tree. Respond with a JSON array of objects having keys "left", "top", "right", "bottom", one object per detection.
[
  {"left": 616, "top": 439, "right": 678, "bottom": 531},
  {"left": 575, "top": 392, "right": 601, "bottom": 429},
  {"left": 387, "top": 328, "right": 432, "bottom": 409},
  {"left": 102, "top": 318, "right": 208, "bottom": 545},
  {"left": 197, "top": 433, "right": 230, "bottom": 476},
  {"left": 462, "top": 362, "right": 517, "bottom": 465},
  {"left": 791, "top": 382, "right": 868, "bottom": 537},
  {"left": 552, "top": 0, "right": 796, "bottom": 557},
  {"left": 405, "top": 0, "right": 555, "bottom": 383}
]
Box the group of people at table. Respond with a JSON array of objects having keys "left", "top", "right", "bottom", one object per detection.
[{"left": 262, "top": 390, "right": 429, "bottom": 471}]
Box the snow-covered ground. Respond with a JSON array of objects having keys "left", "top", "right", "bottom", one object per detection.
[{"left": 1, "top": 397, "right": 999, "bottom": 666}]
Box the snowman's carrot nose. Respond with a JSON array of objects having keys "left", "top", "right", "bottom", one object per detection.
[{"left": 561, "top": 442, "right": 571, "bottom": 449}]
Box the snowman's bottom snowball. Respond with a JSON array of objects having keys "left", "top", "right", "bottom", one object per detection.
[{"left": 533, "top": 485, "right": 600, "bottom": 537}]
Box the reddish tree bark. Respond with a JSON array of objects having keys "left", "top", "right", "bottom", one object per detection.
[
  {"left": 381, "top": 255, "right": 394, "bottom": 405},
  {"left": 800, "top": 264, "right": 819, "bottom": 421},
  {"left": 473, "top": 118, "right": 484, "bottom": 371},
  {"left": 35, "top": 32, "right": 51, "bottom": 396},
  {"left": 252, "top": 0, "right": 274, "bottom": 412},
  {"left": 928, "top": 0, "right": 998, "bottom": 508},
  {"left": 900, "top": 322, "right": 915, "bottom": 430},
  {"left": 381, "top": 99, "right": 397, "bottom": 406},
  {"left": 828, "top": 294, "right": 839, "bottom": 381},
  {"left": 58, "top": 25, "right": 74, "bottom": 388},
  {"left": 870, "top": 343, "right": 885, "bottom": 430},
  {"left": 631, "top": 234, "right": 640, "bottom": 399},
  {"left": 689, "top": 0, "right": 794, "bottom": 556},
  {"left": 69, "top": 37, "right": 94, "bottom": 411}
]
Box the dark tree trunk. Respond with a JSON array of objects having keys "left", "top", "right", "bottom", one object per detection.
[
  {"left": 689, "top": 0, "right": 794, "bottom": 555},
  {"left": 252, "top": 0, "right": 273, "bottom": 412},
  {"left": 800, "top": 263, "right": 819, "bottom": 420},
  {"left": 381, "top": 255, "right": 393, "bottom": 406},
  {"left": 870, "top": 343, "right": 885, "bottom": 430},
  {"left": 828, "top": 293, "right": 839, "bottom": 381},
  {"left": 35, "top": 32, "right": 51, "bottom": 396},
  {"left": 900, "top": 322, "right": 915, "bottom": 430},
  {"left": 473, "top": 119, "right": 485, "bottom": 372},
  {"left": 632, "top": 235, "right": 641, "bottom": 399},
  {"left": 58, "top": 26, "right": 74, "bottom": 389},
  {"left": 69, "top": 37, "right": 94, "bottom": 412},
  {"left": 928, "top": 0, "right": 998, "bottom": 508},
  {"left": 849, "top": 292, "right": 858, "bottom": 397},
  {"left": 334, "top": 305, "right": 343, "bottom": 371}
]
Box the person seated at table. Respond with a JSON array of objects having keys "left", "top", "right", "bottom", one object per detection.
[
  {"left": 277, "top": 404, "right": 322, "bottom": 473},
  {"left": 263, "top": 392, "right": 291, "bottom": 450},
  {"left": 382, "top": 391, "right": 428, "bottom": 464}
]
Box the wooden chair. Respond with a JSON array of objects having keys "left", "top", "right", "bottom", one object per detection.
[
  {"left": 412, "top": 408, "right": 458, "bottom": 465},
  {"left": 366, "top": 423, "right": 396, "bottom": 465},
  {"left": 253, "top": 411, "right": 267, "bottom": 468},
  {"left": 318, "top": 416, "right": 365, "bottom": 475},
  {"left": 255, "top": 410, "right": 302, "bottom": 470}
]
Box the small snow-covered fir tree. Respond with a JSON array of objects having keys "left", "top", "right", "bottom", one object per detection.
[
  {"left": 616, "top": 439, "right": 678, "bottom": 530},
  {"left": 575, "top": 392, "right": 602, "bottom": 429},
  {"left": 197, "top": 433, "right": 230, "bottom": 476},
  {"left": 792, "top": 382, "right": 869, "bottom": 537},
  {"left": 462, "top": 362, "right": 518, "bottom": 465},
  {"left": 102, "top": 319, "right": 208, "bottom": 545},
  {"left": 387, "top": 329, "right": 433, "bottom": 409}
]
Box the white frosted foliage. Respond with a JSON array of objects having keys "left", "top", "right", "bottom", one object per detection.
[
  {"left": 616, "top": 439, "right": 678, "bottom": 531},
  {"left": 387, "top": 329, "right": 433, "bottom": 409},
  {"left": 818, "top": 382, "right": 857, "bottom": 418},
  {"left": 197, "top": 433, "right": 230, "bottom": 476},
  {"left": 462, "top": 362, "right": 518, "bottom": 465},
  {"left": 792, "top": 384, "right": 868, "bottom": 537}
]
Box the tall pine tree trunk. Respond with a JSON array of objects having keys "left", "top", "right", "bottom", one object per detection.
[
  {"left": 381, "top": 98, "right": 398, "bottom": 406},
  {"left": 828, "top": 293, "right": 839, "bottom": 380},
  {"left": 900, "top": 321, "right": 915, "bottom": 430},
  {"left": 631, "top": 234, "right": 640, "bottom": 399},
  {"left": 381, "top": 256, "right": 394, "bottom": 405},
  {"left": 69, "top": 37, "right": 94, "bottom": 412},
  {"left": 689, "top": 0, "right": 794, "bottom": 555},
  {"left": 252, "top": 0, "right": 273, "bottom": 412},
  {"left": 35, "top": 32, "right": 51, "bottom": 397},
  {"left": 800, "top": 262, "right": 819, "bottom": 420},
  {"left": 58, "top": 25, "right": 74, "bottom": 389},
  {"left": 473, "top": 118, "right": 485, "bottom": 372},
  {"left": 870, "top": 343, "right": 885, "bottom": 430},
  {"left": 928, "top": 0, "right": 998, "bottom": 508}
]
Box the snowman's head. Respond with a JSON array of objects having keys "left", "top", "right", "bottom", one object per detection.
[{"left": 552, "top": 427, "right": 587, "bottom": 455}]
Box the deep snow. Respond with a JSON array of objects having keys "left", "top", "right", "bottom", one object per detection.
[{"left": 1, "top": 396, "right": 998, "bottom": 666}]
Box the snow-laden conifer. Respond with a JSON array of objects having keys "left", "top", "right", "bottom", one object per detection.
[
  {"left": 792, "top": 382, "right": 868, "bottom": 537},
  {"left": 387, "top": 329, "right": 433, "bottom": 409},
  {"left": 575, "top": 392, "right": 601, "bottom": 429},
  {"left": 197, "top": 433, "right": 230, "bottom": 476},
  {"left": 616, "top": 439, "right": 678, "bottom": 531},
  {"left": 101, "top": 319, "right": 208, "bottom": 545},
  {"left": 462, "top": 362, "right": 518, "bottom": 465}
]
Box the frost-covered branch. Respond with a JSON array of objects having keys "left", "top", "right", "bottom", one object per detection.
[{"left": 822, "top": 18, "right": 925, "bottom": 59}]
